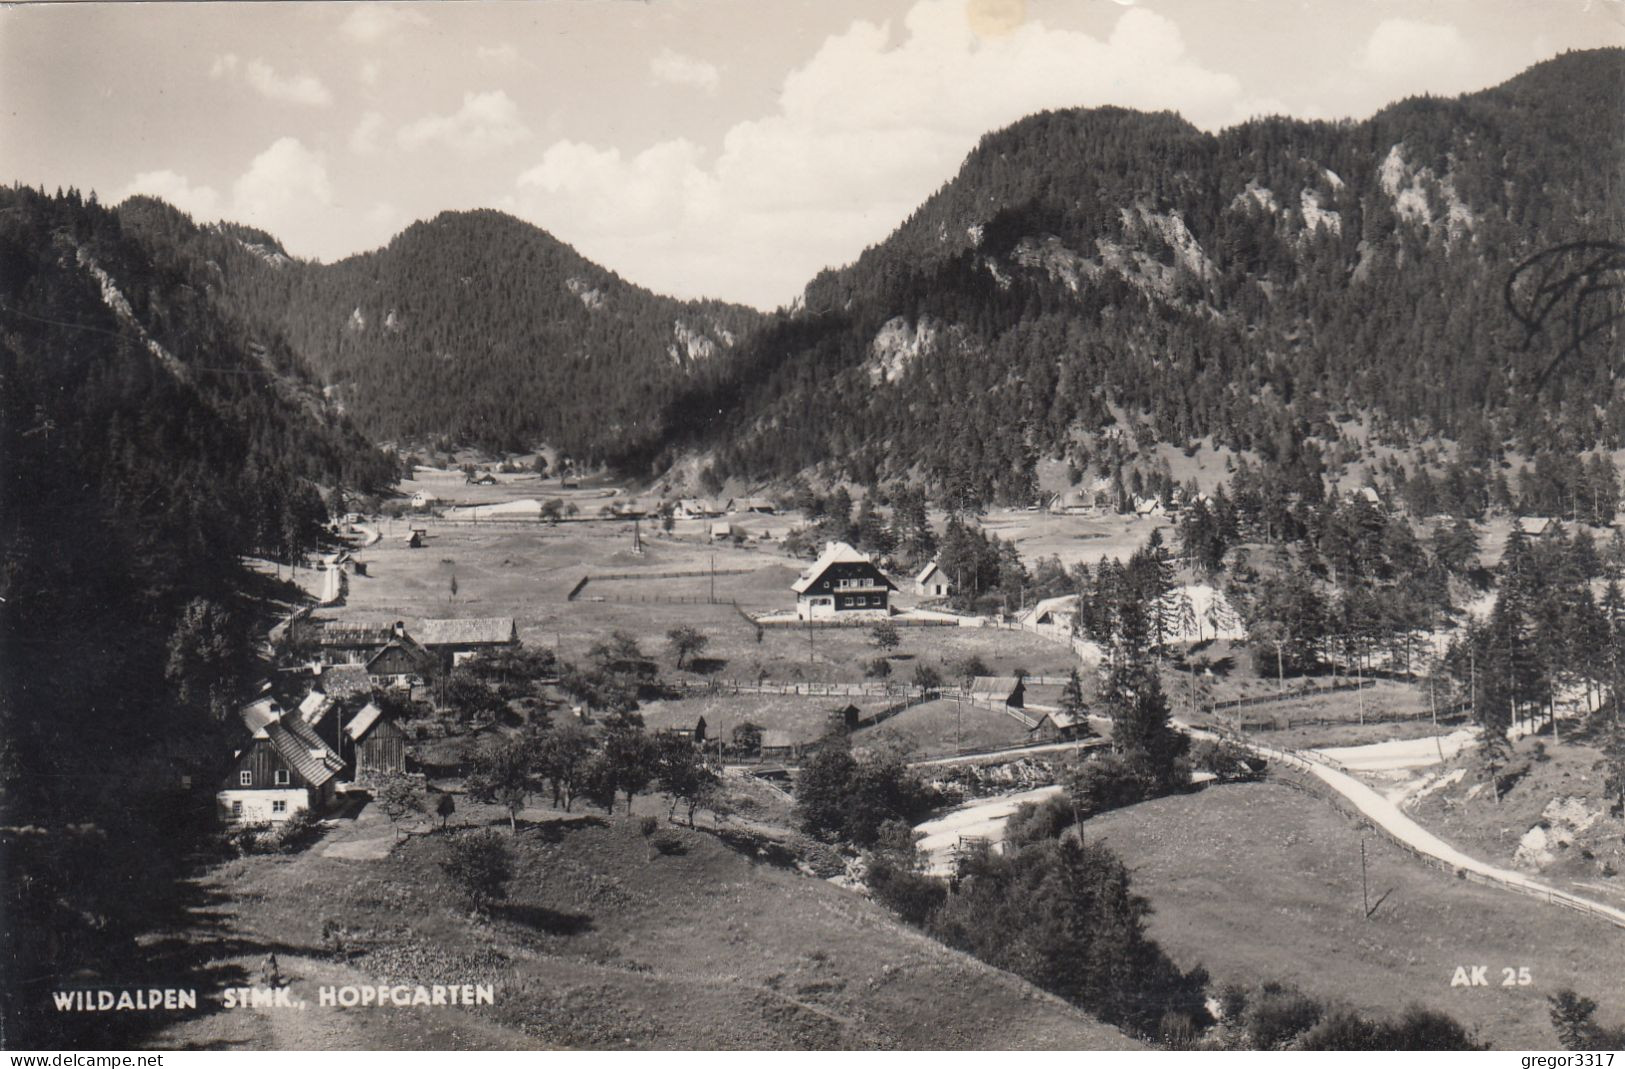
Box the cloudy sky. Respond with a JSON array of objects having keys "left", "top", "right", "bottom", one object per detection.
[{"left": 3, "top": 0, "right": 1620, "bottom": 309}]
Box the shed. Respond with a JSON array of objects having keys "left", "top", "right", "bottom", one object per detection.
[
  {"left": 346, "top": 702, "right": 409, "bottom": 782},
  {"left": 914, "top": 560, "right": 951, "bottom": 598},
  {"left": 970, "top": 676, "right": 1025, "bottom": 709}
]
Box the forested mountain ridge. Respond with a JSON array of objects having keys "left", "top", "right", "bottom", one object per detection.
[
  {"left": 129, "top": 205, "right": 766, "bottom": 462},
  {"left": 664, "top": 48, "right": 1623, "bottom": 505}
]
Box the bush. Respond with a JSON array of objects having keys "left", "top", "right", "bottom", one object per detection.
[
  {"left": 272, "top": 808, "right": 324, "bottom": 852},
  {"left": 1244, "top": 982, "right": 1324, "bottom": 1049},
  {"left": 865, "top": 657, "right": 893, "bottom": 679},
  {"left": 865, "top": 854, "right": 946, "bottom": 926},
  {"left": 638, "top": 815, "right": 660, "bottom": 837},
  {"left": 1067, "top": 752, "right": 1151, "bottom": 819},
  {"left": 439, "top": 830, "right": 513, "bottom": 913}
]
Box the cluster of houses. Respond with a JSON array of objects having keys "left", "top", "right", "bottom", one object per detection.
[
  {"left": 219, "top": 615, "right": 521, "bottom": 825},
  {"left": 217, "top": 691, "right": 409, "bottom": 825}
]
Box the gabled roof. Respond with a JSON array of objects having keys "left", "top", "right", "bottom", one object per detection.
[
  {"left": 297, "top": 690, "right": 333, "bottom": 726},
  {"left": 1021, "top": 594, "right": 1079, "bottom": 626},
  {"left": 238, "top": 697, "right": 280, "bottom": 734},
  {"left": 1034, "top": 709, "right": 1083, "bottom": 729},
  {"left": 970, "top": 676, "right": 1025, "bottom": 696},
  {"left": 415, "top": 617, "right": 518, "bottom": 647},
  {"left": 345, "top": 701, "right": 384, "bottom": 742},
  {"left": 310, "top": 622, "right": 398, "bottom": 648},
  {"left": 366, "top": 635, "right": 433, "bottom": 673},
  {"left": 266, "top": 716, "right": 343, "bottom": 788},
  {"left": 729, "top": 497, "right": 776, "bottom": 511},
  {"left": 915, "top": 561, "right": 942, "bottom": 583},
  {"left": 1516, "top": 516, "right": 1554, "bottom": 536},
  {"left": 792, "top": 542, "right": 896, "bottom": 594}
]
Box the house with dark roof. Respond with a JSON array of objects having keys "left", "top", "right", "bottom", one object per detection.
[
  {"left": 315, "top": 663, "right": 374, "bottom": 700},
  {"left": 792, "top": 542, "right": 896, "bottom": 620},
  {"left": 970, "top": 676, "right": 1026, "bottom": 709},
  {"left": 366, "top": 632, "right": 434, "bottom": 688},
  {"left": 218, "top": 699, "right": 345, "bottom": 825},
  {"left": 727, "top": 497, "right": 776, "bottom": 514},
  {"left": 1029, "top": 708, "right": 1086, "bottom": 743}
]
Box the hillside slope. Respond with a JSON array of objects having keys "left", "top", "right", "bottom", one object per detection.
[
  {"left": 663, "top": 49, "right": 1623, "bottom": 503},
  {"left": 116, "top": 204, "right": 765, "bottom": 462}
]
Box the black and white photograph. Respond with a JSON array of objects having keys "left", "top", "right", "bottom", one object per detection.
[{"left": 1, "top": 0, "right": 1623, "bottom": 1055}]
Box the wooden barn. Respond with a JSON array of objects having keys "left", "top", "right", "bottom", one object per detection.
[
  {"left": 970, "top": 676, "right": 1026, "bottom": 710},
  {"left": 345, "top": 702, "right": 409, "bottom": 783},
  {"left": 416, "top": 616, "right": 519, "bottom": 668},
  {"left": 792, "top": 542, "right": 897, "bottom": 620},
  {"left": 365, "top": 631, "right": 434, "bottom": 688},
  {"left": 1029, "top": 708, "right": 1086, "bottom": 742}
]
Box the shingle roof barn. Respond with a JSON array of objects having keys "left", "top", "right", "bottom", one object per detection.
[
  {"left": 266, "top": 717, "right": 344, "bottom": 788},
  {"left": 415, "top": 617, "right": 518, "bottom": 647}
]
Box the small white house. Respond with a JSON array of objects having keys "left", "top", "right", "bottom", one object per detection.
[
  {"left": 914, "top": 561, "right": 951, "bottom": 598},
  {"left": 410, "top": 491, "right": 440, "bottom": 508}
]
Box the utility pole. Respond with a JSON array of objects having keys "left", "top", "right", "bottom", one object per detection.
[
  {"left": 710, "top": 553, "right": 716, "bottom": 605},
  {"left": 1360, "top": 838, "right": 1370, "bottom": 919}
]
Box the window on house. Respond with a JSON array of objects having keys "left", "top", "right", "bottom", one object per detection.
[
  {"left": 842, "top": 597, "right": 854, "bottom": 608},
  {"left": 239, "top": 770, "right": 252, "bottom": 786},
  {"left": 271, "top": 800, "right": 287, "bottom": 814},
  {"left": 274, "top": 769, "right": 290, "bottom": 786},
  {"left": 231, "top": 801, "right": 243, "bottom": 817},
  {"left": 856, "top": 596, "right": 867, "bottom": 607}
]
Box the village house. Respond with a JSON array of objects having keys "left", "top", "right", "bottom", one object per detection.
[
  {"left": 306, "top": 621, "right": 398, "bottom": 666},
  {"left": 709, "top": 521, "right": 734, "bottom": 541},
  {"left": 1028, "top": 708, "right": 1086, "bottom": 743},
  {"left": 410, "top": 492, "right": 439, "bottom": 508},
  {"left": 674, "top": 498, "right": 722, "bottom": 519},
  {"left": 314, "top": 663, "right": 373, "bottom": 701},
  {"left": 404, "top": 527, "right": 426, "bottom": 548},
  {"left": 727, "top": 496, "right": 776, "bottom": 514},
  {"left": 415, "top": 616, "right": 520, "bottom": 668},
  {"left": 758, "top": 730, "right": 798, "bottom": 761},
  {"left": 1516, "top": 515, "right": 1555, "bottom": 538},
  {"left": 914, "top": 560, "right": 951, "bottom": 598},
  {"left": 217, "top": 698, "right": 344, "bottom": 825},
  {"left": 792, "top": 541, "right": 897, "bottom": 620},
  {"left": 365, "top": 628, "right": 435, "bottom": 689}
]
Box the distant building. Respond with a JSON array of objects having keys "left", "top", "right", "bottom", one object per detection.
[
  {"left": 1020, "top": 594, "right": 1079, "bottom": 631},
  {"left": 365, "top": 629, "right": 434, "bottom": 689},
  {"left": 315, "top": 663, "right": 373, "bottom": 700},
  {"left": 1029, "top": 709, "right": 1085, "bottom": 743},
  {"left": 674, "top": 498, "right": 722, "bottom": 519},
  {"left": 404, "top": 528, "right": 426, "bottom": 548},
  {"left": 915, "top": 561, "right": 951, "bottom": 598},
  {"left": 410, "top": 492, "right": 439, "bottom": 508},
  {"left": 970, "top": 676, "right": 1025, "bottom": 709},
  {"left": 727, "top": 497, "right": 777, "bottom": 514},
  {"left": 759, "top": 730, "right": 797, "bottom": 760},
  {"left": 792, "top": 542, "right": 897, "bottom": 620},
  {"left": 710, "top": 522, "right": 734, "bottom": 541},
  {"left": 469, "top": 472, "right": 497, "bottom": 486},
  {"left": 1515, "top": 516, "right": 1555, "bottom": 538},
  {"left": 416, "top": 616, "right": 520, "bottom": 668},
  {"left": 218, "top": 699, "right": 344, "bottom": 825}
]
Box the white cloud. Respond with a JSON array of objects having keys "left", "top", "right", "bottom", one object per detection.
[
  {"left": 358, "top": 59, "right": 383, "bottom": 87},
  {"left": 231, "top": 137, "right": 333, "bottom": 238},
  {"left": 340, "top": 5, "right": 429, "bottom": 44},
  {"left": 398, "top": 90, "right": 532, "bottom": 154},
  {"left": 1359, "top": 19, "right": 1474, "bottom": 95},
  {"left": 650, "top": 47, "right": 720, "bottom": 92},
  {"left": 509, "top": 0, "right": 1249, "bottom": 307},
  {"left": 210, "top": 53, "right": 332, "bottom": 106},
  {"left": 116, "top": 170, "right": 222, "bottom": 219},
  {"left": 349, "top": 111, "right": 386, "bottom": 154},
  {"left": 476, "top": 43, "right": 519, "bottom": 64}
]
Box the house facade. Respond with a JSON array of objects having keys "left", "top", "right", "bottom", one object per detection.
[
  {"left": 416, "top": 616, "right": 519, "bottom": 668},
  {"left": 346, "top": 702, "right": 410, "bottom": 782},
  {"left": 218, "top": 701, "right": 344, "bottom": 824},
  {"left": 792, "top": 542, "right": 897, "bottom": 620},
  {"left": 914, "top": 561, "right": 951, "bottom": 598}
]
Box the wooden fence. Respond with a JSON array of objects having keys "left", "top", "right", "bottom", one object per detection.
[{"left": 669, "top": 677, "right": 930, "bottom": 699}]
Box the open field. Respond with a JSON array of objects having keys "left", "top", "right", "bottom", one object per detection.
[
  {"left": 1081, "top": 779, "right": 1625, "bottom": 1049},
  {"left": 638, "top": 694, "right": 896, "bottom": 746},
  {"left": 314, "top": 521, "right": 1078, "bottom": 684},
  {"left": 137, "top": 802, "right": 1139, "bottom": 1051},
  {"left": 974, "top": 509, "right": 1174, "bottom": 570},
  {"left": 855, "top": 698, "right": 1036, "bottom": 759}
]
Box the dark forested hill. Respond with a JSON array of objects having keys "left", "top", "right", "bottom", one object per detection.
[
  {"left": 126, "top": 206, "right": 766, "bottom": 463},
  {"left": 657, "top": 48, "right": 1623, "bottom": 504}
]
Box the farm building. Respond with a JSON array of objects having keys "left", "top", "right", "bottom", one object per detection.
[
  {"left": 410, "top": 492, "right": 439, "bottom": 508},
  {"left": 709, "top": 522, "right": 734, "bottom": 541},
  {"left": 1029, "top": 709, "right": 1086, "bottom": 743},
  {"left": 345, "top": 702, "right": 409, "bottom": 782},
  {"left": 1516, "top": 515, "right": 1555, "bottom": 537},
  {"left": 914, "top": 561, "right": 951, "bottom": 598},
  {"left": 448, "top": 498, "right": 543, "bottom": 520},
  {"left": 759, "top": 730, "right": 798, "bottom": 760},
  {"left": 674, "top": 498, "right": 722, "bottom": 519},
  {"left": 404, "top": 527, "right": 426, "bottom": 548},
  {"left": 1020, "top": 594, "right": 1079, "bottom": 631},
  {"left": 416, "top": 616, "right": 519, "bottom": 667},
  {"left": 970, "top": 676, "right": 1025, "bottom": 709},
  {"left": 218, "top": 699, "right": 344, "bottom": 825},
  {"left": 791, "top": 541, "right": 897, "bottom": 620},
  {"left": 1133, "top": 497, "right": 1165, "bottom": 518},
  {"left": 727, "top": 497, "right": 776, "bottom": 514},
  {"left": 304, "top": 621, "right": 397, "bottom": 665},
  {"left": 365, "top": 631, "right": 434, "bottom": 688}
]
